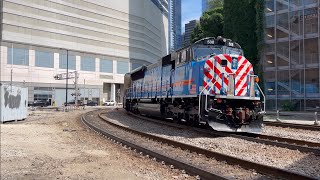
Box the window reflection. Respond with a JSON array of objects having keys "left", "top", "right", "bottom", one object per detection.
[
  {"left": 100, "top": 59, "right": 113, "bottom": 73},
  {"left": 59, "top": 54, "right": 76, "bottom": 70},
  {"left": 7, "top": 47, "right": 29, "bottom": 66},
  {"left": 117, "top": 61, "right": 129, "bottom": 74},
  {"left": 81, "top": 57, "right": 95, "bottom": 71},
  {"left": 35, "top": 50, "right": 54, "bottom": 68}
]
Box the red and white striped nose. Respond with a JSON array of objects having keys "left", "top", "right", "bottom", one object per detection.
[{"left": 203, "top": 54, "right": 254, "bottom": 96}]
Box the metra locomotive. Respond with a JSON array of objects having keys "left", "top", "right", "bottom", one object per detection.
[{"left": 124, "top": 37, "right": 265, "bottom": 133}]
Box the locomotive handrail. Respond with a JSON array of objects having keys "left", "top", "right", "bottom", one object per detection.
[
  {"left": 198, "top": 73, "right": 218, "bottom": 117},
  {"left": 249, "top": 74, "right": 266, "bottom": 114},
  {"left": 256, "top": 82, "right": 266, "bottom": 114}
]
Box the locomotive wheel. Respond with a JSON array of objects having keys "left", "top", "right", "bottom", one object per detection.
[
  {"left": 187, "top": 114, "right": 199, "bottom": 127},
  {"left": 173, "top": 117, "right": 179, "bottom": 124}
]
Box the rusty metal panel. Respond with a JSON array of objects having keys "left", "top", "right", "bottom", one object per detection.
[{"left": 0, "top": 84, "right": 28, "bottom": 122}]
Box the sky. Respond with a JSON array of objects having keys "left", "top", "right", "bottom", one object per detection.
[{"left": 181, "top": 0, "right": 202, "bottom": 33}]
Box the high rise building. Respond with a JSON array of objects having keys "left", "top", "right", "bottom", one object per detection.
[
  {"left": 263, "top": 0, "right": 319, "bottom": 111},
  {"left": 184, "top": 20, "right": 198, "bottom": 46},
  {"left": 0, "top": 0, "right": 168, "bottom": 106},
  {"left": 168, "top": 0, "right": 182, "bottom": 52},
  {"left": 202, "top": 0, "right": 214, "bottom": 13}
]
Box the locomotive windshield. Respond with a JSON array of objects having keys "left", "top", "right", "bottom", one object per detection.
[
  {"left": 226, "top": 47, "right": 243, "bottom": 55},
  {"left": 193, "top": 46, "right": 223, "bottom": 60}
]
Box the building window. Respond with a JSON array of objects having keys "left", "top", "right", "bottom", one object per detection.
[
  {"left": 59, "top": 54, "right": 76, "bottom": 70},
  {"left": 34, "top": 87, "right": 53, "bottom": 101},
  {"left": 81, "top": 57, "right": 95, "bottom": 72},
  {"left": 304, "top": 7, "right": 318, "bottom": 35},
  {"left": 35, "top": 51, "right": 54, "bottom": 68},
  {"left": 117, "top": 61, "right": 129, "bottom": 74},
  {"left": 7, "top": 47, "right": 29, "bottom": 66},
  {"left": 100, "top": 59, "right": 113, "bottom": 73},
  {"left": 131, "top": 63, "right": 142, "bottom": 70}
]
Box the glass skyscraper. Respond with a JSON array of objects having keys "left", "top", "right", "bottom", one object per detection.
[
  {"left": 169, "top": 0, "right": 182, "bottom": 52},
  {"left": 264, "top": 0, "right": 319, "bottom": 111}
]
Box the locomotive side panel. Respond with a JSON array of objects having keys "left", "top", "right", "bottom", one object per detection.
[
  {"left": 161, "top": 65, "right": 172, "bottom": 98},
  {"left": 154, "top": 66, "right": 162, "bottom": 98},
  {"left": 143, "top": 69, "right": 151, "bottom": 98},
  {"left": 172, "top": 62, "right": 194, "bottom": 97},
  {"left": 192, "top": 61, "right": 206, "bottom": 95}
]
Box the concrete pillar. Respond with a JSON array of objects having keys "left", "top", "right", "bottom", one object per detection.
[{"left": 111, "top": 83, "right": 116, "bottom": 102}]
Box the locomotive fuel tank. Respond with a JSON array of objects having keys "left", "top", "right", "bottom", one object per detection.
[{"left": 136, "top": 103, "right": 162, "bottom": 117}]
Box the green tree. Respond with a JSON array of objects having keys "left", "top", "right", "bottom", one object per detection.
[
  {"left": 191, "top": 22, "right": 204, "bottom": 43},
  {"left": 255, "top": 0, "right": 265, "bottom": 89},
  {"left": 223, "top": 0, "right": 258, "bottom": 68},
  {"left": 191, "top": 7, "right": 224, "bottom": 43}
]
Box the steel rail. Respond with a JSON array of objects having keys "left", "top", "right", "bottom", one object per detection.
[
  {"left": 264, "top": 121, "right": 320, "bottom": 131},
  {"left": 99, "top": 111, "right": 315, "bottom": 180},
  {"left": 234, "top": 132, "right": 320, "bottom": 149},
  {"left": 127, "top": 111, "right": 320, "bottom": 155},
  {"left": 81, "top": 111, "right": 228, "bottom": 180}
]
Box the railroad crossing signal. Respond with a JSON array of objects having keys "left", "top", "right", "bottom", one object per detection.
[{"left": 71, "top": 93, "right": 81, "bottom": 96}]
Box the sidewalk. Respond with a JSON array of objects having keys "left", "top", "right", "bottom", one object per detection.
[{"left": 264, "top": 111, "right": 319, "bottom": 126}]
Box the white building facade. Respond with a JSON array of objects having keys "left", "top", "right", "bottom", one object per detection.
[{"left": 0, "top": 0, "right": 168, "bottom": 106}]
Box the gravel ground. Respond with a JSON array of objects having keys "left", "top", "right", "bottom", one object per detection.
[
  {"left": 85, "top": 110, "right": 269, "bottom": 180},
  {"left": 263, "top": 126, "right": 320, "bottom": 143},
  {"left": 1, "top": 107, "right": 196, "bottom": 180},
  {"left": 104, "top": 109, "right": 320, "bottom": 179}
]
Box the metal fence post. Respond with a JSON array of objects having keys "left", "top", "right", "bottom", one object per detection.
[
  {"left": 276, "top": 110, "right": 280, "bottom": 121},
  {"left": 314, "top": 112, "right": 319, "bottom": 125}
]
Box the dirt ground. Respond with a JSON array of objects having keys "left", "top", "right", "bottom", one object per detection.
[{"left": 0, "top": 107, "right": 195, "bottom": 180}]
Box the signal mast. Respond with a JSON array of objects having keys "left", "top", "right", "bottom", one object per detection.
[{"left": 54, "top": 71, "right": 80, "bottom": 106}]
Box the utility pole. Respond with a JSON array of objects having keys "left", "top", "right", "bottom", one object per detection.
[
  {"left": 74, "top": 71, "right": 78, "bottom": 106},
  {"left": 65, "top": 49, "right": 69, "bottom": 106},
  {"left": 10, "top": 44, "right": 13, "bottom": 91},
  {"left": 84, "top": 79, "right": 86, "bottom": 104}
]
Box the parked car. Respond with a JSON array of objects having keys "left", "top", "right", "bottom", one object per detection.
[
  {"left": 86, "top": 101, "right": 98, "bottom": 106},
  {"left": 103, "top": 100, "right": 115, "bottom": 106},
  {"left": 32, "top": 100, "right": 49, "bottom": 107},
  {"left": 64, "top": 100, "right": 83, "bottom": 106}
]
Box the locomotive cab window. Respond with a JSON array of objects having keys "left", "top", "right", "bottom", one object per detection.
[
  {"left": 225, "top": 47, "right": 243, "bottom": 56},
  {"left": 221, "top": 59, "right": 228, "bottom": 67},
  {"left": 193, "top": 46, "right": 223, "bottom": 61},
  {"left": 177, "top": 49, "right": 188, "bottom": 65}
]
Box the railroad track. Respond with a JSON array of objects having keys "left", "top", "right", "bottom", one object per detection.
[
  {"left": 264, "top": 121, "right": 320, "bottom": 131},
  {"left": 126, "top": 111, "right": 320, "bottom": 155},
  {"left": 82, "top": 109, "right": 315, "bottom": 180},
  {"left": 82, "top": 110, "right": 228, "bottom": 179}
]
